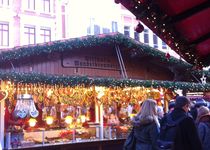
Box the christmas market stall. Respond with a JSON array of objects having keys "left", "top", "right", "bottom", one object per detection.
[{"left": 0, "top": 33, "right": 209, "bottom": 150}]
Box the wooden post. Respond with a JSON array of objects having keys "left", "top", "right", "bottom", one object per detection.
[{"left": 0, "top": 100, "right": 5, "bottom": 149}]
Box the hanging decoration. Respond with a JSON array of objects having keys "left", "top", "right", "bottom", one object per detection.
[
  {"left": 135, "top": 22, "right": 144, "bottom": 33},
  {"left": 200, "top": 73, "right": 207, "bottom": 84},
  {"left": 14, "top": 94, "right": 39, "bottom": 119},
  {"left": 114, "top": 0, "right": 121, "bottom": 4},
  {"left": 165, "top": 52, "right": 171, "bottom": 61}
]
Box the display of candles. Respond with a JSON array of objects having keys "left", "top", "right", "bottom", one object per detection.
[
  {"left": 46, "top": 116, "right": 54, "bottom": 125},
  {"left": 29, "top": 118, "right": 37, "bottom": 127}
]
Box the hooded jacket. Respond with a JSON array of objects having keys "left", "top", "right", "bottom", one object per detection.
[{"left": 132, "top": 115, "right": 159, "bottom": 150}]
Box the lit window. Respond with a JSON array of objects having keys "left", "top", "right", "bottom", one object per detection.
[
  {"left": 124, "top": 26, "right": 130, "bottom": 37},
  {"left": 24, "top": 26, "right": 35, "bottom": 45},
  {"left": 143, "top": 29, "right": 149, "bottom": 44},
  {"left": 112, "top": 21, "right": 118, "bottom": 32},
  {"left": 153, "top": 34, "right": 158, "bottom": 48},
  {"left": 42, "top": 0, "right": 50, "bottom": 13},
  {"left": 27, "top": 0, "right": 35, "bottom": 10},
  {"left": 0, "top": 0, "right": 9, "bottom": 6},
  {"left": 162, "top": 41, "right": 167, "bottom": 49},
  {"left": 0, "top": 23, "right": 9, "bottom": 46},
  {"left": 134, "top": 32, "right": 139, "bottom": 41},
  {"left": 40, "top": 28, "right": 51, "bottom": 43}
]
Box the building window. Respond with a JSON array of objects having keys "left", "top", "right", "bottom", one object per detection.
[
  {"left": 27, "top": 0, "right": 35, "bottom": 10},
  {"left": 162, "top": 41, "right": 167, "bottom": 49},
  {"left": 0, "top": 0, "right": 9, "bottom": 6},
  {"left": 134, "top": 32, "right": 139, "bottom": 41},
  {"left": 124, "top": 26, "right": 130, "bottom": 37},
  {"left": 102, "top": 28, "right": 110, "bottom": 34},
  {"left": 87, "top": 18, "right": 95, "bottom": 35},
  {"left": 40, "top": 28, "right": 51, "bottom": 43},
  {"left": 24, "top": 26, "right": 35, "bottom": 45},
  {"left": 112, "top": 21, "right": 118, "bottom": 32},
  {"left": 42, "top": 0, "right": 50, "bottom": 13},
  {"left": 94, "top": 25, "right": 100, "bottom": 35},
  {"left": 143, "top": 29, "right": 149, "bottom": 44},
  {"left": 0, "top": 23, "right": 9, "bottom": 46},
  {"left": 153, "top": 34, "right": 158, "bottom": 48}
]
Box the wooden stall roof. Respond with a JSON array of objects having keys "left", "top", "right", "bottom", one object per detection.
[
  {"left": 117, "top": 0, "right": 210, "bottom": 67},
  {"left": 0, "top": 32, "right": 209, "bottom": 80},
  {"left": 0, "top": 33, "right": 209, "bottom": 91}
]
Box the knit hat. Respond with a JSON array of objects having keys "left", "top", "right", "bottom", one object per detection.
[{"left": 196, "top": 106, "right": 210, "bottom": 122}]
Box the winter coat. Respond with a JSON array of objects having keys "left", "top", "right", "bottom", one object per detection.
[
  {"left": 197, "top": 121, "right": 210, "bottom": 150},
  {"left": 166, "top": 108, "right": 203, "bottom": 150},
  {"left": 132, "top": 115, "right": 159, "bottom": 150}
]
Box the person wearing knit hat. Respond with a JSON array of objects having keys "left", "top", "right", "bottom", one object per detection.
[{"left": 196, "top": 106, "right": 210, "bottom": 150}]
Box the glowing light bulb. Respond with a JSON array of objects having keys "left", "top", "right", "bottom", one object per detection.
[
  {"left": 46, "top": 116, "right": 53, "bottom": 125},
  {"left": 29, "top": 118, "right": 37, "bottom": 127},
  {"left": 65, "top": 116, "right": 73, "bottom": 124},
  {"left": 80, "top": 115, "right": 86, "bottom": 123}
]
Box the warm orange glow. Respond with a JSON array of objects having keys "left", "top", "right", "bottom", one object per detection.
[
  {"left": 46, "top": 116, "right": 53, "bottom": 125},
  {"left": 29, "top": 118, "right": 37, "bottom": 127},
  {"left": 65, "top": 116, "right": 73, "bottom": 124}
]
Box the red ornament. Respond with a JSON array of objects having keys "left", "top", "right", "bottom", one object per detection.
[
  {"left": 165, "top": 53, "right": 171, "bottom": 60},
  {"left": 114, "top": 0, "right": 121, "bottom": 4},
  {"left": 167, "top": 40, "right": 172, "bottom": 45},
  {"left": 135, "top": 23, "right": 144, "bottom": 33}
]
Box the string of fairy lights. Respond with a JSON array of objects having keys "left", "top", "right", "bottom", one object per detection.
[{"left": 115, "top": 0, "right": 207, "bottom": 67}]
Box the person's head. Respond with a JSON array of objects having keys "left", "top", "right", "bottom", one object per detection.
[
  {"left": 196, "top": 106, "right": 210, "bottom": 122},
  {"left": 175, "top": 96, "right": 191, "bottom": 112},
  {"left": 139, "top": 99, "right": 157, "bottom": 117}
]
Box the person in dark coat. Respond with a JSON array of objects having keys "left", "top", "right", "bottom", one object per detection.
[
  {"left": 132, "top": 99, "right": 159, "bottom": 150},
  {"left": 196, "top": 106, "right": 210, "bottom": 150},
  {"left": 163, "top": 96, "right": 203, "bottom": 150}
]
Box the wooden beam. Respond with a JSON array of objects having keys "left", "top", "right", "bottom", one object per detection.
[
  {"left": 167, "top": 1, "right": 210, "bottom": 24},
  {"left": 189, "top": 32, "right": 210, "bottom": 45}
]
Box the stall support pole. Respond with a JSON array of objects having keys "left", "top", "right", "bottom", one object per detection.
[
  {"left": 95, "top": 102, "right": 100, "bottom": 138},
  {"left": 99, "top": 104, "right": 103, "bottom": 139},
  {"left": 0, "top": 100, "right": 5, "bottom": 150}
]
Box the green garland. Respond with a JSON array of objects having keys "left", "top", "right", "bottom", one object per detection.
[
  {"left": 0, "top": 33, "right": 192, "bottom": 68},
  {"left": 0, "top": 33, "right": 208, "bottom": 81},
  {"left": 0, "top": 71, "right": 209, "bottom": 91}
]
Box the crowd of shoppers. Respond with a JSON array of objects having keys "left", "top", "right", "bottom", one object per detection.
[{"left": 125, "top": 96, "right": 210, "bottom": 150}]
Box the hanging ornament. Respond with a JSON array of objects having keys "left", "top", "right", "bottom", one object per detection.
[
  {"left": 14, "top": 94, "right": 39, "bottom": 119},
  {"left": 200, "top": 73, "right": 206, "bottom": 84},
  {"left": 165, "top": 52, "right": 170, "bottom": 60},
  {"left": 135, "top": 22, "right": 144, "bottom": 33},
  {"left": 114, "top": 0, "right": 121, "bottom": 4}
]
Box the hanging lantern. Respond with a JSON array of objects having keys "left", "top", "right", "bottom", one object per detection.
[
  {"left": 135, "top": 22, "right": 144, "bottom": 33},
  {"left": 65, "top": 116, "right": 73, "bottom": 124},
  {"left": 46, "top": 116, "right": 53, "bottom": 125},
  {"left": 29, "top": 118, "right": 37, "bottom": 127}
]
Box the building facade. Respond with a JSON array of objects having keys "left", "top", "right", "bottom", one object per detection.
[
  {"left": 0, "top": 0, "right": 69, "bottom": 49},
  {"left": 0, "top": 0, "right": 178, "bottom": 58}
]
